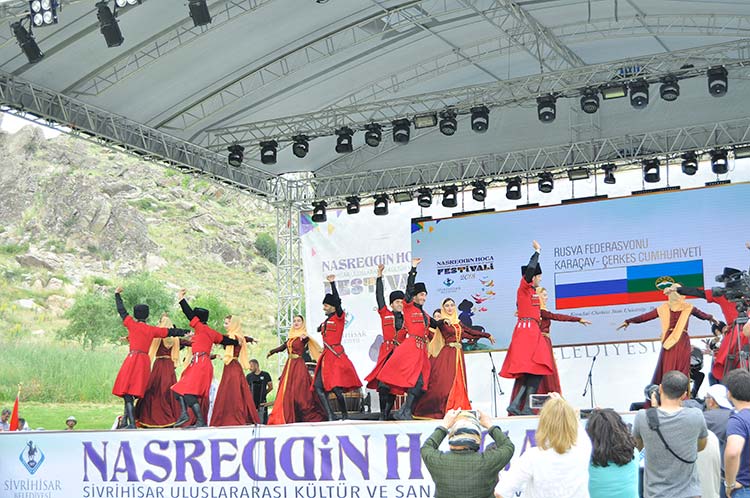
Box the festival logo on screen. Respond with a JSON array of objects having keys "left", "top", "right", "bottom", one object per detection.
[
  {"left": 443, "top": 278, "right": 455, "bottom": 287},
  {"left": 20, "top": 440, "right": 45, "bottom": 475}
]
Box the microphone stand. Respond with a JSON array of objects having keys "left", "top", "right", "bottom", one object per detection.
[
  {"left": 488, "top": 352, "right": 504, "bottom": 417},
  {"left": 582, "top": 353, "right": 597, "bottom": 409}
]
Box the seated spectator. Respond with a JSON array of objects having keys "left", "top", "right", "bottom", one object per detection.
[
  {"left": 0, "top": 408, "right": 9, "bottom": 431},
  {"left": 16, "top": 417, "right": 30, "bottom": 431},
  {"left": 723, "top": 369, "right": 750, "bottom": 498},
  {"left": 586, "top": 408, "right": 638, "bottom": 498},
  {"left": 421, "top": 409, "right": 514, "bottom": 498},
  {"left": 65, "top": 416, "right": 77, "bottom": 430},
  {"left": 495, "top": 393, "right": 591, "bottom": 498}
]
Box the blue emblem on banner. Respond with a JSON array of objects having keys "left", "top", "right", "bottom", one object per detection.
[
  {"left": 20, "top": 441, "right": 45, "bottom": 475},
  {"left": 443, "top": 278, "right": 454, "bottom": 287}
]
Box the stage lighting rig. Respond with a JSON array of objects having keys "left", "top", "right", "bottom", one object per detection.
[
  {"left": 602, "top": 164, "right": 616, "bottom": 184},
  {"left": 707, "top": 66, "right": 728, "bottom": 97},
  {"left": 659, "top": 76, "right": 679, "bottom": 102},
  {"left": 642, "top": 158, "right": 660, "bottom": 183},
  {"left": 335, "top": 127, "right": 353, "bottom": 153},
  {"left": 439, "top": 110, "right": 457, "bottom": 136},
  {"left": 260, "top": 140, "right": 277, "bottom": 165},
  {"left": 538, "top": 172, "right": 554, "bottom": 193},
  {"left": 227, "top": 144, "right": 244, "bottom": 167},
  {"left": 188, "top": 0, "right": 211, "bottom": 27},
  {"left": 441, "top": 186, "right": 458, "bottom": 208},
  {"left": 96, "top": 1, "right": 123, "bottom": 48},
  {"left": 506, "top": 177, "right": 522, "bottom": 200},
  {"left": 537, "top": 95, "right": 556, "bottom": 123},
  {"left": 311, "top": 201, "right": 327, "bottom": 223},
  {"left": 345, "top": 196, "right": 360, "bottom": 215},
  {"left": 11, "top": 20, "right": 43, "bottom": 63},
  {"left": 600, "top": 83, "right": 627, "bottom": 100},
  {"left": 364, "top": 123, "right": 382, "bottom": 147},
  {"left": 292, "top": 135, "right": 309, "bottom": 158},
  {"left": 471, "top": 180, "right": 487, "bottom": 202},
  {"left": 373, "top": 195, "right": 389, "bottom": 216},
  {"left": 681, "top": 152, "right": 698, "bottom": 175},
  {"left": 29, "top": 0, "right": 58, "bottom": 27},
  {"left": 470, "top": 106, "right": 489, "bottom": 133},
  {"left": 417, "top": 188, "right": 432, "bottom": 208},
  {"left": 392, "top": 119, "right": 410, "bottom": 145},
  {"left": 710, "top": 149, "right": 728, "bottom": 174},
  {"left": 629, "top": 79, "right": 649, "bottom": 109},
  {"left": 414, "top": 113, "right": 437, "bottom": 129},
  {"left": 114, "top": 0, "right": 139, "bottom": 7},
  {"left": 580, "top": 88, "right": 599, "bottom": 114}
]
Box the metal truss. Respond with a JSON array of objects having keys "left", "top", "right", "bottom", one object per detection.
[
  {"left": 289, "top": 116, "right": 750, "bottom": 201},
  {"left": 64, "top": 0, "right": 279, "bottom": 97},
  {"left": 275, "top": 200, "right": 304, "bottom": 340},
  {"left": 204, "top": 38, "right": 750, "bottom": 150},
  {"left": 0, "top": 70, "right": 280, "bottom": 198}
]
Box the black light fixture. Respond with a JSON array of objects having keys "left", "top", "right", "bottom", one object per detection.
[
  {"left": 537, "top": 95, "right": 556, "bottom": 123},
  {"left": 602, "top": 163, "right": 616, "bottom": 184},
  {"left": 29, "top": 0, "right": 57, "bottom": 27},
  {"left": 629, "top": 79, "right": 649, "bottom": 109},
  {"left": 227, "top": 144, "right": 244, "bottom": 167},
  {"left": 681, "top": 151, "right": 698, "bottom": 175},
  {"left": 96, "top": 1, "right": 123, "bottom": 48},
  {"left": 600, "top": 83, "right": 627, "bottom": 100},
  {"left": 335, "top": 127, "right": 353, "bottom": 153},
  {"left": 345, "top": 196, "right": 360, "bottom": 215},
  {"left": 707, "top": 66, "right": 728, "bottom": 97},
  {"left": 470, "top": 106, "right": 490, "bottom": 133},
  {"left": 188, "top": 0, "right": 211, "bottom": 27},
  {"left": 580, "top": 88, "right": 599, "bottom": 114},
  {"left": 292, "top": 135, "right": 309, "bottom": 158},
  {"left": 11, "top": 20, "right": 43, "bottom": 63},
  {"left": 417, "top": 188, "right": 432, "bottom": 208},
  {"left": 642, "top": 158, "right": 660, "bottom": 183},
  {"left": 441, "top": 185, "right": 458, "bottom": 208},
  {"left": 364, "top": 123, "right": 382, "bottom": 147},
  {"left": 392, "top": 119, "right": 410, "bottom": 144},
  {"left": 413, "top": 113, "right": 437, "bottom": 129},
  {"left": 260, "top": 140, "right": 278, "bottom": 165},
  {"left": 311, "top": 201, "right": 327, "bottom": 223},
  {"left": 373, "top": 194, "right": 389, "bottom": 216},
  {"left": 710, "top": 149, "right": 728, "bottom": 174},
  {"left": 659, "top": 76, "right": 680, "bottom": 102},
  {"left": 538, "top": 172, "right": 554, "bottom": 193},
  {"left": 471, "top": 180, "right": 487, "bottom": 202},
  {"left": 439, "top": 110, "right": 457, "bottom": 136},
  {"left": 506, "top": 177, "right": 522, "bottom": 200}
]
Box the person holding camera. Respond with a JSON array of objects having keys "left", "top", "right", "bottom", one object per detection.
[{"left": 632, "top": 370, "right": 708, "bottom": 498}]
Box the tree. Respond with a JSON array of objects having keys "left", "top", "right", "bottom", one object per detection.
[{"left": 254, "top": 232, "right": 277, "bottom": 264}]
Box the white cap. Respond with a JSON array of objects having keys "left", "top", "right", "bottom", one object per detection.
[
  {"left": 706, "top": 384, "right": 733, "bottom": 410},
  {"left": 66, "top": 416, "right": 77, "bottom": 423}
]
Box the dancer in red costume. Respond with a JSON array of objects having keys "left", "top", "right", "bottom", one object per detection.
[
  {"left": 210, "top": 316, "right": 260, "bottom": 426},
  {"left": 267, "top": 315, "right": 326, "bottom": 424},
  {"left": 500, "top": 241, "right": 552, "bottom": 416},
  {"left": 133, "top": 314, "right": 184, "bottom": 428},
  {"left": 312, "top": 275, "right": 362, "bottom": 421},
  {"left": 377, "top": 258, "right": 440, "bottom": 420},
  {"left": 618, "top": 282, "right": 716, "bottom": 385},
  {"left": 413, "top": 297, "right": 495, "bottom": 419},
  {"left": 172, "top": 289, "right": 239, "bottom": 428},
  {"left": 112, "top": 287, "right": 188, "bottom": 429},
  {"left": 364, "top": 264, "right": 407, "bottom": 420}
]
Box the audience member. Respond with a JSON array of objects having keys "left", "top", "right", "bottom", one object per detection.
[
  {"left": 586, "top": 408, "right": 638, "bottom": 498},
  {"left": 246, "top": 359, "right": 273, "bottom": 424},
  {"left": 495, "top": 393, "right": 591, "bottom": 498},
  {"left": 724, "top": 369, "right": 750, "bottom": 497},
  {"left": 421, "top": 409, "right": 514, "bottom": 498},
  {"left": 697, "top": 430, "right": 721, "bottom": 498},
  {"left": 65, "top": 416, "right": 77, "bottom": 430},
  {"left": 706, "top": 384, "right": 733, "bottom": 453},
  {"left": 16, "top": 417, "right": 30, "bottom": 431},
  {"left": 632, "top": 370, "right": 708, "bottom": 498},
  {"left": 0, "top": 408, "right": 9, "bottom": 431}
]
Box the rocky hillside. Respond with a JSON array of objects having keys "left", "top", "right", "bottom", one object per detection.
[{"left": 0, "top": 125, "right": 278, "bottom": 341}]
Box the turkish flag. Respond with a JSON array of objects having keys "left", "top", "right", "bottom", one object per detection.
[{"left": 8, "top": 395, "right": 19, "bottom": 431}]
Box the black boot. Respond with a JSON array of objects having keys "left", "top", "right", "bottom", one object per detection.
[
  {"left": 315, "top": 385, "right": 336, "bottom": 421},
  {"left": 519, "top": 385, "right": 538, "bottom": 416},
  {"left": 174, "top": 394, "right": 189, "bottom": 428},
  {"left": 507, "top": 385, "right": 527, "bottom": 416},
  {"left": 382, "top": 394, "right": 395, "bottom": 421},
  {"left": 187, "top": 402, "right": 206, "bottom": 428},
  {"left": 124, "top": 396, "right": 136, "bottom": 429},
  {"left": 378, "top": 392, "right": 387, "bottom": 421},
  {"left": 393, "top": 392, "right": 418, "bottom": 420},
  {"left": 333, "top": 388, "right": 348, "bottom": 421}
]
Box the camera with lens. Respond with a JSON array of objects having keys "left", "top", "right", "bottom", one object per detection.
[
  {"left": 644, "top": 384, "right": 661, "bottom": 406},
  {"left": 712, "top": 267, "right": 750, "bottom": 318}
]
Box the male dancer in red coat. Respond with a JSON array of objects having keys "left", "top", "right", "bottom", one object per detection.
[
  {"left": 364, "top": 263, "right": 407, "bottom": 420},
  {"left": 113, "top": 287, "right": 188, "bottom": 429},
  {"left": 313, "top": 275, "right": 363, "bottom": 421}
]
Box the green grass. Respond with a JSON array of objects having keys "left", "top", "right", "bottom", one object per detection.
[{"left": 10, "top": 402, "right": 122, "bottom": 431}]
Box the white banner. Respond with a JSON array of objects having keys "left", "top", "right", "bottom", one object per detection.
[{"left": 0, "top": 415, "right": 635, "bottom": 498}]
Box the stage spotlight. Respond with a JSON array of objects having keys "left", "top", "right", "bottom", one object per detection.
[
  {"left": 567, "top": 168, "right": 590, "bottom": 181},
  {"left": 373, "top": 194, "right": 389, "bottom": 216},
  {"left": 602, "top": 163, "right": 616, "bottom": 184},
  {"left": 417, "top": 188, "right": 432, "bottom": 208},
  {"left": 600, "top": 83, "right": 627, "bottom": 100},
  {"left": 439, "top": 110, "right": 457, "bottom": 136},
  {"left": 364, "top": 123, "right": 381, "bottom": 147},
  {"left": 227, "top": 144, "right": 244, "bottom": 167},
  {"left": 441, "top": 186, "right": 458, "bottom": 208},
  {"left": 345, "top": 196, "right": 360, "bottom": 215},
  {"left": 659, "top": 76, "right": 680, "bottom": 102},
  {"left": 710, "top": 149, "right": 728, "bottom": 174},
  {"left": 115, "top": 0, "right": 139, "bottom": 7},
  {"left": 506, "top": 177, "right": 522, "bottom": 200},
  {"left": 292, "top": 135, "right": 309, "bottom": 158},
  {"left": 538, "top": 172, "right": 554, "bottom": 193},
  {"left": 96, "top": 1, "right": 123, "bottom": 48},
  {"left": 392, "top": 119, "right": 410, "bottom": 145},
  {"left": 188, "top": 0, "right": 211, "bottom": 26},
  {"left": 471, "top": 180, "right": 487, "bottom": 202},
  {"left": 414, "top": 113, "right": 437, "bottom": 129},
  {"left": 11, "top": 21, "right": 43, "bottom": 63},
  {"left": 470, "top": 106, "right": 489, "bottom": 133},
  {"left": 642, "top": 158, "right": 660, "bottom": 183},
  {"left": 707, "top": 66, "right": 728, "bottom": 97},
  {"left": 537, "top": 95, "right": 556, "bottom": 123},
  {"left": 681, "top": 152, "right": 698, "bottom": 175},
  {"left": 29, "top": 0, "right": 57, "bottom": 27},
  {"left": 335, "top": 127, "right": 353, "bottom": 153},
  {"left": 629, "top": 79, "right": 649, "bottom": 109},
  {"left": 580, "top": 88, "right": 599, "bottom": 114},
  {"left": 260, "top": 140, "right": 278, "bottom": 165},
  {"left": 311, "top": 201, "right": 327, "bottom": 223}
]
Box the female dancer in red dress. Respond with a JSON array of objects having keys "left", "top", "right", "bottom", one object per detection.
[
  {"left": 267, "top": 315, "right": 326, "bottom": 424},
  {"left": 210, "top": 316, "right": 260, "bottom": 426},
  {"left": 500, "top": 241, "right": 555, "bottom": 416},
  {"left": 413, "top": 297, "right": 495, "bottom": 419},
  {"left": 133, "top": 314, "right": 182, "bottom": 428},
  {"left": 112, "top": 287, "right": 187, "bottom": 429}
]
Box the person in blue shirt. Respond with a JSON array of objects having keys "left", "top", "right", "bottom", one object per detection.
[
  {"left": 724, "top": 369, "right": 750, "bottom": 497},
  {"left": 586, "top": 408, "right": 639, "bottom": 498}
]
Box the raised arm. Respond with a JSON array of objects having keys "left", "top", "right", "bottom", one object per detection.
[
  {"left": 114, "top": 287, "right": 128, "bottom": 320},
  {"left": 405, "top": 258, "right": 421, "bottom": 302},
  {"left": 523, "top": 244, "right": 541, "bottom": 283},
  {"left": 177, "top": 288, "right": 195, "bottom": 321},
  {"left": 676, "top": 286, "right": 707, "bottom": 299},
  {"left": 328, "top": 277, "right": 343, "bottom": 317},
  {"left": 691, "top": 307, "right": 715, "bottom": 323},
  {"left": 376, "top": 264, "right": 386, "bottom": 310},
  {"left": 541, "top": 309, "right": 588, "bottom": 323},
  {"left": 219, "top": 335, "right": 240, "bottom": 347},
  {"left": 267, "top": 342, "right": 287, "bottom": 358}
]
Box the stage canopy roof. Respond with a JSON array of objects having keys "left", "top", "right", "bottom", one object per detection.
[{"left": 1, "top": 0, "right": 750, "bottom": 203}]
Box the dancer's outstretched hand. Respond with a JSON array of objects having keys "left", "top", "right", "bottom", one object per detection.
[
  {"left": 412, "top": 257, "right": 422, "bottom": 267},
  {"left": 326, "top": 274, "right": 335, "bottom": 282},
  {"left": 579, "top": 319, "right": 592, "bottom": 326},
  {"left": 616, "top": 322, "right": 628, "bottom": 331},
  {"left": 115, "top": 286, "right": 123, "bottom": 294},
  {"left": 377, "top": 263, "right": 384, "bottom": 277},
  {"left": 177, "top": 288, "right": 186, "bottom": 301},
  {"left": 532, "top": 240, "right": 541, "bottom": 252}
]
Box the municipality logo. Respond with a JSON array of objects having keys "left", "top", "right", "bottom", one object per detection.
[
  {"left": 443, "top": 278, "right": 454, "bottom": 287},
  {"left": 20, "top": 441, "right": 45, "bottom": 475}
]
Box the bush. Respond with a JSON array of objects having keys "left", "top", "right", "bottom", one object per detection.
[{"left": 254, "top": 232, "right": 277, "bottom": 264}]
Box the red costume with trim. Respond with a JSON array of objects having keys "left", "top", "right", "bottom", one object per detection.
[
  {"left": 703, "top": 290, "right": 746, "bottom": 380},
  {"left": 112, "top": 315, "right": 169, "bottom": 398},
  {"left": 171, "top": 317, "right": 225, "bottom": 397},
  {"left": 364, "top": 307, "right": 407, "bottom": 390},
  {"left": 134, "top": 339, "right": 181, "bottom": 427},
  {"left": 312, "top": 312, "right": 362, "bottom": 392}
]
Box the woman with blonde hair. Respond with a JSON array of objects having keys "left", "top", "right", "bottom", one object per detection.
[
  {"left": 267, "top": 315, "right": 326, "bottom": 424},
  {"left": 495, "top": 393, "right": 591, "bottom": 498}
]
